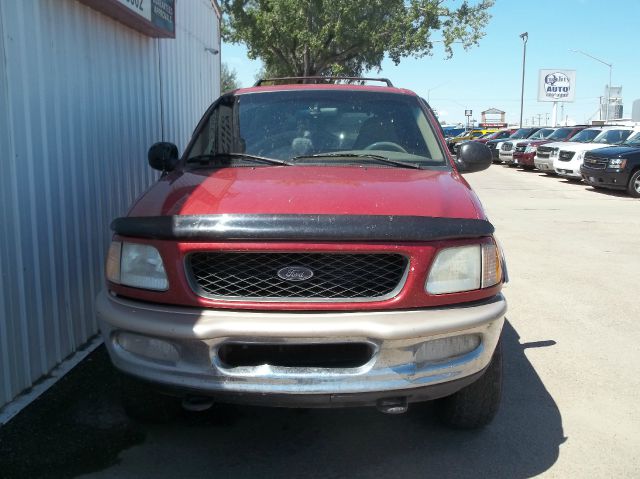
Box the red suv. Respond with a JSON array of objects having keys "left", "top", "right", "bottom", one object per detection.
[{"left": 97, "top": 78, "right": 508, "bottom": 429}]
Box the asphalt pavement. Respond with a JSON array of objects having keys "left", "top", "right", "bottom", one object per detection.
[{"left": 1, "top": 165, "right": 638, "bottom": 478}]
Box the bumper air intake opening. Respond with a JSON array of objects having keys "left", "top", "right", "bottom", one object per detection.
[{"left": 217, "top": 342, "right": 374, "bottom": 369}]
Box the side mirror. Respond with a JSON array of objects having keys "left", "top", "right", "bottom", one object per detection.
[
  {"left": 148, "top": 142, "right": 179, "bottom": 172},
  {"left": 455, "top": 141, "right": 492, "bottom": 173}
]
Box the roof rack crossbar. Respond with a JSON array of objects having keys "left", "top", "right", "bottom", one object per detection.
[{"left": 254, "top": 76, "right": 394, "bottom": 87}]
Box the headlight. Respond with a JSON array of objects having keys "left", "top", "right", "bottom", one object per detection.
[
  {"left": 106, "top": 241, "right": 168, "bottom": 291},
  {"left": 575, "top": 151, "right": 586, "bottom": 162},
  {"left": 525, "top": 145, "right": 537, "bottom": 153},
  {"left": 550, "top": 148, "right": 559, "bottom": 158},
  {"left": 425, "top": 243, "right": 502, "bottom": 295},
  {"left": 608, "top": 158, "right": 627, "bottom": 169}
]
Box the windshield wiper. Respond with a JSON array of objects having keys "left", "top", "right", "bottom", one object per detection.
[
  {"left": 290, "top": 153, "right": 423, "bottom": 170},
  {"left": 186, "top": 153, "right": 291, "bottom": 167}
]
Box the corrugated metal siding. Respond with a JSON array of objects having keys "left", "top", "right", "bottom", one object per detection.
[{"left": 0, "top": 0, "right": 220, "bottom": 409}]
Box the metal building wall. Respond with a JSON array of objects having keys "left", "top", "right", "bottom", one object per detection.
[{"left": 0, "top": 0, "right": 220, "bottom": 410}]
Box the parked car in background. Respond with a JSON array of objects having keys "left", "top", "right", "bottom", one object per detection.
[
  {"left": 581, "top": 131, "right": 640, "bottom": 197},
  {"left": 486, "top": 127, "right": 541, "bottom": 163},
  {"left": 514, "top": 126, "right": 588, "bottom": 170},
  {"left": 499, "top": 128, "right": 550, "bottom": 165},
  {"left": 535, "top": 127, "right": 604, "bottom": 174},
  {"left": 447, "top": 128, "right": 498, "bottom": 153},
  {"left": 97, "top": 77, "right": 508, "bottom": 429},
  {"left": 554, "top": 127, "right": 637, "bottom": 180},
  {"left": 453, "top": 129, "right": 515, "bottom": 157},
  {"left": 442, "top": 126, "right": 466, "bottom": 140}
]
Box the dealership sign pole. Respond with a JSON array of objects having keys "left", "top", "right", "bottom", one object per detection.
[{"left": 538, "top": 70, "right": 576, "bottom": 126}]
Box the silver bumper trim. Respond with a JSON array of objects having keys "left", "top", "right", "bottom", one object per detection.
[{"left": 97, "top": 292, "right": 506, "bottom": 397}]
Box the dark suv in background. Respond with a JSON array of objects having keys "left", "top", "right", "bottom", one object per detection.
[{"left": 581, "top": 131, "right": 640, "bottom": 197}]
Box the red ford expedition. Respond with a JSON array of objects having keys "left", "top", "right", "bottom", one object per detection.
[{"left": 97, "top": 78, "right": 508, "bottom": 429}]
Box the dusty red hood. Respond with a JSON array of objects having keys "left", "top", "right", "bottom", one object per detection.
[{"left": 128, "top": 166, "right": 484, "bottom": 220}]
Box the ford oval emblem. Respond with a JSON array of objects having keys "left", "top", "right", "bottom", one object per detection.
[{"left": 277, "top": 266, "right": 314, "bottom": 282}]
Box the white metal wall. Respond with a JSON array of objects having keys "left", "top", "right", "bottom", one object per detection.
[{"left": 0, "top": 0, "right": 220, "bottom": 410}]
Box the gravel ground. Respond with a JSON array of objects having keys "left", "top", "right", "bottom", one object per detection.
[{"left": 1, "top": 165, "right": 638, "bottom": 478}]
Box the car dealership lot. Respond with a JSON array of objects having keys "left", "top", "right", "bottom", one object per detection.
[{"left": 1, "top": 166, "right": 639, "bottom": 479}]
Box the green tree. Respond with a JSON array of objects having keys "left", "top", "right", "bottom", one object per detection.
[
  {"left": 221, "top": 62, "right": 240, "bottom": 91},
  {"left": 222, "top": 0, "right": 494, "bottom": 78}
]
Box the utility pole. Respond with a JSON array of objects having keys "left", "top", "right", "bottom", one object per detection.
[
  {"left": 560, "top": 103, "right": 565, "bottom": 125},
  {"left": 519, "top": 32, "right": 528, "bottom": 128},
  {"left": 537, "top": 114, "right": 542, "bottom": 126},
  {"left": 545, "top": 113, "right": 550, "bottom": 125}
]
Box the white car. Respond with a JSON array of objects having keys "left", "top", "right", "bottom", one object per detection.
[
  {"left": 553, "top": 127, "right": 638, "bottom": 179},
  {"left": 534, "top": 128, "right": 603, "bottom": 173}
]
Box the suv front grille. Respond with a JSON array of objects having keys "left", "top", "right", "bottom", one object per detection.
[
  {"left": 501, "top": 142, "right": 513, "bottom": 152},
  {"left": 186, "top": 252, "right": 408, "bottom": 301},
  {"left": 583, "top": 155, "right": 608, "bottom": 170},
  {"left": 558, "top": 150, "right": 575, "bottom": 161},
  {"left": 536, "top": 146, "right": 553, "bottom": 159}
]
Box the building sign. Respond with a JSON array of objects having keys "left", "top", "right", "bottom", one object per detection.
[
  {"left": 538, "top": 69, "right": 576, "bottom": 102},
  {"left": 79, "top": 0, "right": 175, "bottom": 38}
]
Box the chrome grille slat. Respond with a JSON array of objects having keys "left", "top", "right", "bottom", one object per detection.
[
  {"left": 187, "top": 252, "right": 408, "bottom": 302},
  {"left": 583, "top": 155, "right": 608, "bottom": 170}
]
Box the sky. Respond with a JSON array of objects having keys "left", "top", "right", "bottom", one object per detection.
[{"left": 220, "top": 0, "right": 639, "bottom": 126}]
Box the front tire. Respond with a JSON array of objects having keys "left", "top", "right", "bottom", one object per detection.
[
  {"left": 627, "top": 170, "right": 640, "bottom": 198},
  {"left": 437, "top": 339, "right": 502, "bottom": 429}
]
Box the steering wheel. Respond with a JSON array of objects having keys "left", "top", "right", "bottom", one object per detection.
[{"left": 364, "top": 141, "right": 408, "bottom": 153}]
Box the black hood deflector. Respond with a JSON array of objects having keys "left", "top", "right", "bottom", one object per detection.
[{"left": 111, "top": 214, "right": 494, "bottom": 242}]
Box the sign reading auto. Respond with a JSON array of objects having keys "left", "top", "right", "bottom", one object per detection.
[{"left": 538, "top": 69, "right": 576, "bottom": 102}]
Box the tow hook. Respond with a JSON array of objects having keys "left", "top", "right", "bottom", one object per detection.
[{"left": 376, "top": 397, "right": 408, "bottom": 415}]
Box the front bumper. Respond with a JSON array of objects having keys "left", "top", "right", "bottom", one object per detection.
[
  {"left": 97, "top": 291, "right": 506, "bottom": 406},
  {"left": 581, "top": 166, "right": 629, "bottom": 190},
  {"left": 499, "top": 151, "right": 514, "bottom": 164},
  {"left": 514, "top": 152, "right": 535, "bottom": 166},
  {"left": 534, "top": 156, "right": 555, "bottom": 172},
  {"left": 555, "top": 161, "right": 582, "bottom": 178}
]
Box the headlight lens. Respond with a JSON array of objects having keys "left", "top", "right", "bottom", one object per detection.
[
  {"left": 550, "top": 148, "right": 559, "bottom": 158},
  {"left": 575, "top": 151, "right": 586, "bottom": 162},
  {"left": 426, "top": 243, "right": 502, "bottom": 295},
  {"left": 106, "top": 241, "right": 168, "bottom": 291},
  {"left": 608, "top": 158, "right": 627, "bottom": 169},
  {"left": 525, "top": 145, "right": 537, "bottom": 153}
]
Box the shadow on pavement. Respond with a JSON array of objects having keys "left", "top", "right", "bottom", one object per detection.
[{"left": 0, "top": 320, "right": 565, "bottom": 479}]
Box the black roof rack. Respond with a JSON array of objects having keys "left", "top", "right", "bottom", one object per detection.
[{"left": 254, "top": 76, "right": 394, "bottom": 87}]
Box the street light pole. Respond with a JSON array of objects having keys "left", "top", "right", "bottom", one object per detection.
[
  {"left": 519, "top": 32, "right": 528, "bottom": 128},
  {"left": 569, "top": 49, "right": 613, "bottom": 122}
]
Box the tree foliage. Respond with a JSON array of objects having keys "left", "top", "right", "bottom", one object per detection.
[
  {"left": 221, "top": 62, "right": 240, "bottom": 91},
  {"left": 221, "top": 0, "right": 494, "bottom": 78}
]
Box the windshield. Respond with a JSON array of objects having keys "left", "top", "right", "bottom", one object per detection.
[
  {"left": 527, "top": 128, "right": 555, "bottom": 140},
  {"left": 623, "top": 132, "right": 640, "bottom": 146},
  {"left": 510, "top": 128, "right": 535, "bottom": 139},
  {"left": 592, "top": 129, "right": 633, "bottom": 145},
  {"left": 186, "top": 90, "right": 446, "bottom": 167},
  {"left": 547, "top": 128, "right": 574, "bottom": 141},
  {"left": 569, "top": 129, "right": 601, "bottom": 143}
]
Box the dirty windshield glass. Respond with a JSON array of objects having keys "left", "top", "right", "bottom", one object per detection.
[
  {"left": 569, "top": 129, "right": 601, "bottom": 143},
  {"left": 592, "top": 129, "right": 632, "bottom": 144},
  {"left": 623, "top": 132, "right": 640, "bottom": 146},
  {"left": 187, "top": 90, "right": 446, "bottom": 167}
]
